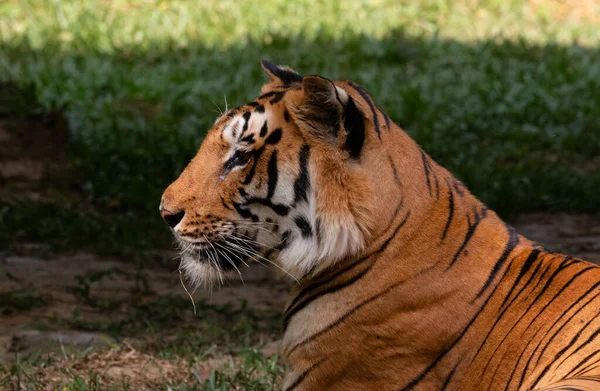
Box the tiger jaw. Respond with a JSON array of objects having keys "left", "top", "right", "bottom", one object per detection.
[{"left": 174, "top": 228, "right": 279, "bottom": 286}]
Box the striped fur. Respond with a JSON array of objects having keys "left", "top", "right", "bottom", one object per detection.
[{"left": 161, "top": 61, "right": 600, "bottom": 390}]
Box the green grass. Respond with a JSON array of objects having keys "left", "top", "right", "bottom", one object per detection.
[{"left": 1, "top": 1, "right": 600, "bottom": 252}]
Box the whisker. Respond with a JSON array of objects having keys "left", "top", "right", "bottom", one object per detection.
[
  {"left": 233, "top": 223, "right": 279, "bottom": 238},
  {"left": 213, "top": 240, "right": 250, "bottom": 268},
  {"left": 226, "top": 239, "right": 299, "bottom": 284},
  {"left": 203, "top": 235, "right": 224, "bottom": 286},
  {"left": 228, "top": 219, "right": 280, "bottom": 227},
  {"left": 228, "top": 232, "right": 281, "bottom": 252},
  {"left": 212, "top": 242, "right": 245, "bottom": 284},
  {"left": 179, "top": 267, "right": 197, "bottom": 315}
]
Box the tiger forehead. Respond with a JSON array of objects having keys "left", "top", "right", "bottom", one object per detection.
[
  {"left": 218, "top": 103, "right": 289, "bottom": 151},
  {"left": 221, "top": 108, "right": 268, "bottom": 145}
]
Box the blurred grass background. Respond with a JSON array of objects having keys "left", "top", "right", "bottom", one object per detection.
[{"left": 1, "top": 0, "right": 599, "bottom": 253}]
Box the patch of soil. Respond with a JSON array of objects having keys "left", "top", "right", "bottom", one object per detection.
[
  {"left": 0, "top": 252, "right": 291, "bottom": 364},
  {"left": 513, "top": 213, "right": 600, "bottom": 264}
]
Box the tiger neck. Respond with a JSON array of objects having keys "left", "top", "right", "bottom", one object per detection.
[{"left": 281, "top": 129, "right": 531, "bottom": 373}]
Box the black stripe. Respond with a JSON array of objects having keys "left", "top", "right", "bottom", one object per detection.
[
  {"left": 441, "top": 179, "right": 455, "bottom": 242},
  {"left": 342, "top": 95, "right": 365, "bottom": 158},
  {"left": 283, "top": 357, "right": 327, "bottom": 391},
  {"left": 254, "top": 104, "right": 265, "bottom": 113},
  {"left": 265, "top": 127, "right": 282, "bottom": 144},
  {"left": 527, "top": 268, "right": 599, "bottom": 388},
  {"left": 241, "top": 111, "right": 252, "bottom": 134},
  {"left": 533, "top": 287, "right": 600, "bottom": 374},
  {"left": 473, "top": 224, "right": 520, "bottom": 301},
  {"left": 553, "top": 312, "right": 600, "bottom": 373},
  {"left": 241, "top": 148, "right": 264, "bottom": 185},
  {"left": 446, "top": 206, "right": 488, "bottom": 271},
  {"left": 470, "top": 252, "right": 547, "bottom": 369},
  {"left": 266, "top": 150, "right": 278, "bottom": 199},
  {"left": 315, "top": 217, "right": 322, "bottom": 245},
  {"left": 294, "top": 215, "right": 313, "bottom": 238},
  {"left": 241, "top": 134, "right": 255, "bottom": 143},
  {"left": 453, "top": 179, "right": 466, "bottom": 197},
  {"left": 389, "top": 155, "right": 401, "bottom": 186},
  {"left": 529, "top": 257, "right": 577, "bottom": 302},
  {"left": 270, "top": 91, "right": 286, "bottom": 104},
  {"left": 499, "top": 249, "right": 542, "bottom": 310},
  {"left": 293, "top": 144, "right": 311, "bottom": 204},
  {"left": 503, "top": 330, "right": 541, "bottom": 391},
  {"left": 287, "top": 262, "right": 413, "bottom": 357},
  {"left": 420, "top": 150, "right": 439, "bottom": 198},
  {"left": 382, "top": 109, "right": 391, "bottom": 130},
  {"left": 241, "top": 196, "right": 290, "bottom": 216},
  {"left": 440, "top": 362, "right": 459, "bottom": 391},
  {"left": 258, "top": 91, "right": 278, "bottom": 100},
  {"left": 259, "top": 121, "right": 268, "bottom": 137},
  {"left": 283, "top": 260, "right": 374, "bottom": 330},
  {"left": 348, "top": 81, "right": 381, "bottom": 139},
  {"left": 231, "top": 121, "right": 239, "bottom": 138},
  {"left": 283, "top": 202, "right": 408, "bottom": 327},
  {"left": 220, "top": 195, "right": 232, "bottom": 210},
  {"left": 569, "top": 351, "right": 600, "bottom": 378},
  {"left": 284, "top": 211, "right": 410, "bottom": 336},
  {"left": 398, "top": 262, "right": 515, "bottom": 390},
  {"left": 279, "top": 230, "right": 292, "bottom": 250},
  {"left": 536, "top": 315, "right": 600, "bottom": 388},
  {"left": 232, "top": 201, "right": 259, "bottom": 222},
  {"left": 284, "top": 109, "right": 291, "bottom": 122}
]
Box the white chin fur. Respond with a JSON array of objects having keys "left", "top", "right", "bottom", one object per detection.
[
  {"left": 277, "top": 196, "right": 365, "bottom": 279},
  {"left": 278, "top": 223, "right": 364, "bottom": 279},
  {"left": 179, "top": 253, "right": 232, "bottom": 288}
]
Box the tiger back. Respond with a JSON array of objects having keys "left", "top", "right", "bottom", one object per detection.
[{"left": 160, "top": 61, "right": 600, "bottom": 391}]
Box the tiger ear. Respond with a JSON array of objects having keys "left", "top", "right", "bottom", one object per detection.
[
  {"left": 261, "top": 60, "right": 304, "bottom": 84},
  {"left": 299, "top": 76, "right": 365, "bottom": 159}
]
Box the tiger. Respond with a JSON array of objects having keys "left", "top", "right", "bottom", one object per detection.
[{"left": 160, "top": 60, "right": 600, "bottom": 391}]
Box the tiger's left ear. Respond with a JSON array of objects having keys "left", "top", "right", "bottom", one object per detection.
[
  {"left": 261, "top": 60, "right": 304, "bottom": 84},
  {"left": 298, "top": 76, "right": 365, "bottom": 159}
]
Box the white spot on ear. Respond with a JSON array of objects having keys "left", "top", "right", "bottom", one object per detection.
[{"left": 335, "top": 86, "right": 349, "bottom": 104}]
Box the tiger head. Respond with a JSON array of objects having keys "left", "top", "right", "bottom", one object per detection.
[{"left": 161, "top": 61, "right": 384, "bottom": 286}]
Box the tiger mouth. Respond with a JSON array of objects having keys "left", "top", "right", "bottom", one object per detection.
[{"left": 180, "top": 240, "right": 254, "bottom": 271}]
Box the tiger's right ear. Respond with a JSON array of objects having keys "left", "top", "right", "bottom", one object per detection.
[
  {"left": 261, "top": 60, "right": 304, "bottom": 84},
  {"left": 298, "top": 76, "right": 366, "bottom": 159}
]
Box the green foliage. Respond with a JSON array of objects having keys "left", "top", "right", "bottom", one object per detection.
[{"left": 0, "top": 200, "right": 171, "bottom": 253}]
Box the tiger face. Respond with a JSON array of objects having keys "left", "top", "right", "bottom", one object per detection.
[{"left": 160, "top": 61, "right": 373, "bottom": 286}]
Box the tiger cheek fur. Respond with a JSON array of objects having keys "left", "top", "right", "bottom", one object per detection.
[
  {"left": 161, "top": 61, "right": 600, "bottom": 391},
  {"left": 160, "top": 61, "right": 374, "bottom": 287}
]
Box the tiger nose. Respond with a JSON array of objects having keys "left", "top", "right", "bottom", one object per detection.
[
  {"left": 159, "top": 198, "right": 185, "bottom": 229},
  {"left": 161, "top": 209, "right": 185, "bottom": 229}
]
